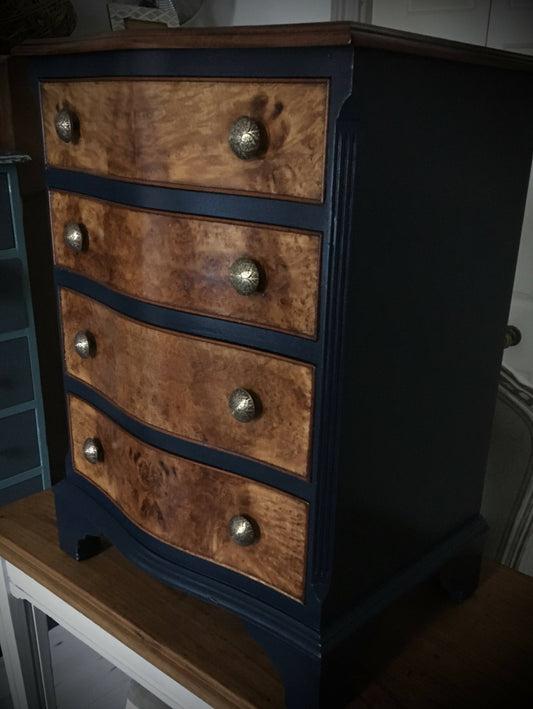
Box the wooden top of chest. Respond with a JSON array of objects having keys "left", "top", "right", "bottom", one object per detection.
[{"left": 13, "top": 21, "right": 533, "bottom": 72}]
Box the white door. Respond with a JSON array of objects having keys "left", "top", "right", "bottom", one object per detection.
[
  {"left": 371, "top": 0, "right": 492, "bottom": 44},
  {"left": 486, "top": 2, "right": 533, "bottom": 384}
]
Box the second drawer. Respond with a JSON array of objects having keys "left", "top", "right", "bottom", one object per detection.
[{"left": 50, "top": 190, "right": 321, "bottom": 338}]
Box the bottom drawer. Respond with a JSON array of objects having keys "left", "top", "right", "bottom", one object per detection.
[{"left": 68, "top": 395, "right": 309, "bottom": 601}]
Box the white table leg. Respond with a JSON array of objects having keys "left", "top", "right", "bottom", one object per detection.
[
  {"left": 28, "top": 606, "right": 57, "bottom": 709},
  {"left": 4, "top": 561, "right": 212, "bottom": 709},
  {"left": 0, "top": 558, "right": 43, "bottom": 708}
]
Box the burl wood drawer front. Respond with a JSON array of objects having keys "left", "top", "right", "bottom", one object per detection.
[
  {"left": 60, "top": 289, "right": 314, "bottom": 477},
  {"left": 41, "top": 78, "right": 328, "bottom": 202},
  {"left": 50, "top": 191, "right": 321, "bottom": 338},
  {"left": 69, "top": 395, "right": 308, "bottom": 600}
]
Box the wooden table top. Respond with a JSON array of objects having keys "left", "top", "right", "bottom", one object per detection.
[
  {"left": 0, "top": 490, "right": 532, "bottom": 708},
  {"left": 0, "top": 490, "right": 284, "bottom": 709}
]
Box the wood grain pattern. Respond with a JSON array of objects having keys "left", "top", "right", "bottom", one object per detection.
[
  {"left": 41, "top": 78, "right": 328, "bottom": 202},
  {"left": 50, "top": 190, "right": 321, "bottom": 338},
  {"left": 60, "top": 289, "right": 314, "bottom": 477},
  {"left": 14, "top": 23, "right": 533, "bottom": 72},
  {"left": 0, "top": 490, "right": 285, "bottom": 709},
  {"left": 14, "top": 22, "right": 355, "bottom": 53},
  {"left": 346, "top": 562, "right": 533, "bottom": 708},
  {"left": 68, "top": 395, "right": 308, "bottom": 600}
]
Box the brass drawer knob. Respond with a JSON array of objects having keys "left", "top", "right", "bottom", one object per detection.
[
  {"left": 73, "top": 330, "right": 96, "bottom": 359},
  {"left": 229, "top": 388, "right": 257, "bottom": 423},
  {"left": 228, "top": 116, "right": 264, "bottom": 160},
  {"left": 82, "top": 437, "right": 102, "bottom": 464},
  {"left": 229, "top": 258, "right": 260, "bottom": 296},
  {"left": 228, "top": 515, "right": 257, "bottom": 546},
  {"left": 54, "top": 108, "right": 78, "bottom": 143},
  {"left": 64, "top": 222, "right": 85, "bottom": 253}
]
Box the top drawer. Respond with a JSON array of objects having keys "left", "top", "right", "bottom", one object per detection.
[{"left": 40, "top": 78, "right": 329, "bottom": 202}]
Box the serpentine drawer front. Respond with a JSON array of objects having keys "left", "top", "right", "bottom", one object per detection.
[
  {"left": 50, "top": 190, "right": 321, "bottom": 337},
  {"left": 68, "top": 395, "right": 308, "bottom": 600},
  {"left": 23, "top": 22, "right": 533, "bottom": 709},
  {"left": 41, "top": 78, "right": 328, "bottom": 201},
  {"left": 60, "top": 288, "right": 314, "bottom": 477}
]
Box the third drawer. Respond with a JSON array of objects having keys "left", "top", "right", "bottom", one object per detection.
[
  {"left": 50, "top": 190, "right": 321, "bottom": 338},
  {"left": 60, "top": 288, "right": 315, "bottom": 478}
]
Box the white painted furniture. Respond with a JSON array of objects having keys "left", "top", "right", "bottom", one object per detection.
[
  {"left": 0, "top": 560, "right": 212, "bottom": 709},
  {"left": 0, "top": 491, "right": 284, "bottom": 709}
]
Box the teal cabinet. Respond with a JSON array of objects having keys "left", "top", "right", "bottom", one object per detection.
[{"left": 0, "top": 154, "right": 50, "bottom": 505}]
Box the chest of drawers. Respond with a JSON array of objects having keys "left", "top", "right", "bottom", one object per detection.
[{"left": 19, "top": 23, "right": 533, "bottom": 707}]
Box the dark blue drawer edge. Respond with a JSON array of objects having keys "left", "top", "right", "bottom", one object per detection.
[
  {"left": 0, "top": 248, "right": 18, "bottom": 258},
  {"left": 55, "top": 269, "right": 320, "bottom": 364},
  {"left": 32, "top": 45, "right": 352, "bottom": 80},
  {"left": 46, "top": 169, "right": 330, "bottom": 234},
  {"left": 0, "top": 329, "right": 30, "bottom": 342},
  {"left": 0, "top": 401, "right": 38, "bottom": 420},
  {"left": 65, "top": 377, "right": 312, "bottom": 502},
  {"left": 0, "top": 468, "right": 45, "bottom": 491},
  {"left": 0, "top": 474, "right": 44, "bottom": 507}
]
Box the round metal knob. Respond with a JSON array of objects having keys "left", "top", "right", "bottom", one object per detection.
[
  {"left": 229, "top": 388, "right": 257, "bottom": 423},
  {"left": 504, "top": 325, "right": 522, "bottom": 348},
  {"left": 73, "top": 331, "right": 96, "bottom": 359},
  {"left": 228, "top": 116, "right": 264, "bottom": 160},
  {"left": 228, "top": 515, "right": 257, "bottom": 546},
  {"left": 63, "top": 222, "right": 85, "bottom": 253},
  {"left": 82, "top": 437, "right": 102, "bottom": 464},
  {"left": 229, "top": 258, "right": 260, "bottom": 296},
  {"left": 54, "top": 109, "right": 78, "bottom": 143}
]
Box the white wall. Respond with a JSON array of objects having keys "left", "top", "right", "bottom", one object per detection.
[
  {"left": 372, "top": 0, "right": 533, "bottom": 387},
  {"left": 231, "top": 0, "right": 332, "bottom": 25},
  {"left": 70, "top": 0, "right": 110, "bottom": 37},
  {"left": 68, "top": 0, "right": 342, "bottom": 35},
  {"left": 68, "top": 0, "right": 237, "bottom": 35},
  {"left": 372, "top": 0, "right": 492, "bottom": 44}
]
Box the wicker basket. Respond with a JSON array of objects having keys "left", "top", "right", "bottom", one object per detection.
[{"left": 0, "top": 0, "right": 76, "bottom": 50}]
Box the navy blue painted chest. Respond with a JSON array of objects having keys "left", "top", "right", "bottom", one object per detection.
[{"left": 19, "top": 22, "right": 533, "bottom": 707}]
